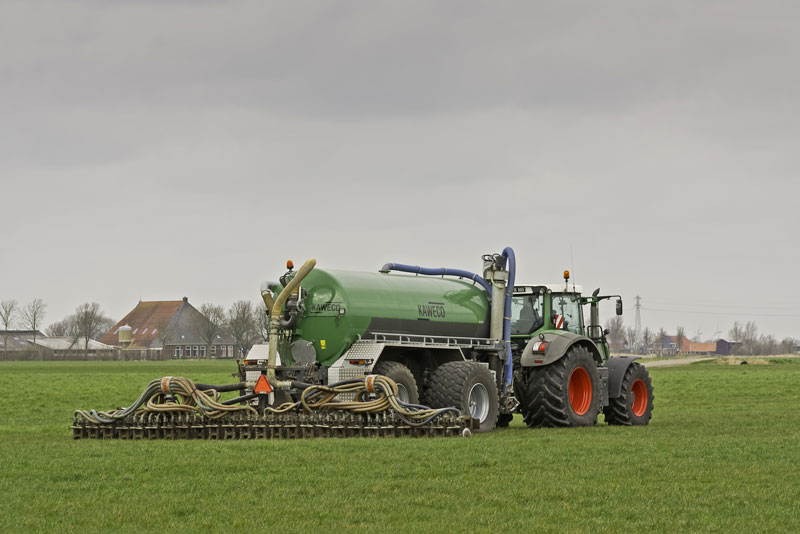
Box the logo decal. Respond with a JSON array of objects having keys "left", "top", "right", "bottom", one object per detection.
[{"left": 418, "top": 302, "right": 446, "bottom": 319}]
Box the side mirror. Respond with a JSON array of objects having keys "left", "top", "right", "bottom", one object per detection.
[{"left": 616, "top": 299, "right": 623, "bottom": 315}]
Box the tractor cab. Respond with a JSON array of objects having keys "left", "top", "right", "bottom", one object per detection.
[{"left": 510, "top": 284, "right": 585, "bottom": 338}]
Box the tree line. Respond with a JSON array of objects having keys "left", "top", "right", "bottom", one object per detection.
[
  {"left": 604, "top": 316, "right": 797, "bottom": 356},
  {"left": 1, "top": 298, "right": 270, "bottom": 359}
]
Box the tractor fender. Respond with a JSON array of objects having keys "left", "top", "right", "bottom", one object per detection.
[
  {"left": 606, "top": 356, "right": 641, "bottom": 399},
  {"left": 520, "top": 332, "right": 603, "bottom": 367}
]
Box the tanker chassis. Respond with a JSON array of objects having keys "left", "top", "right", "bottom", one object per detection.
[{"left": 240, "top": 248, "right": 653, "bottom": 433}]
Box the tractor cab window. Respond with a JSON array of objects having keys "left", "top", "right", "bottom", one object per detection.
[
  {"left": 510, "top": 294, "right": 544, "bottom": 335},
  {"left": 551, "top": 293, "right": 583, "bottom": 335}
]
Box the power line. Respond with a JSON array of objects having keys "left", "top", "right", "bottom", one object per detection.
[{"left": 642, "top": 306, "right": 800, "bottom": 318}]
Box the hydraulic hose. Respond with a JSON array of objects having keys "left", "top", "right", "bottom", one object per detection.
[
  {"left": 268, "top": 258, "right": 316, "bottom": 389},
  {"left": 379, "top": 263, "right": 492, "bottom": 295},
  {"left": 499, "top": 247, "right": 516, "bottom": 390},
  {"left": 194, "top": 382, "right": 247, "bottom": 393}
]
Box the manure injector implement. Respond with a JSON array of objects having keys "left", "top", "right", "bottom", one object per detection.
[{"left": 73, "top": 248, "right": 653, "bottom": 440}]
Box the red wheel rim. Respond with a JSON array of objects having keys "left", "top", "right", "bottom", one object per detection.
[
  {"left": 568, "top": 367, "right": 592, "bottom": 415},
  {"left": 631, "top": 379, "right": 648, "bottom": 417}
]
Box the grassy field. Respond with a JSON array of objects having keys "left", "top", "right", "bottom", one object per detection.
[{"left": 1, "top": 359, "right": 799, "bottom": 533}]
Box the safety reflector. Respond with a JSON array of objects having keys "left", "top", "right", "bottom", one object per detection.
[
  {"left": 531, "top": 341, "right": 549, "bottom": 353},
  {"left": 255, "top": 374, "right": 272, "bottom": 394},
  {"left": 554, "top": 315, "right": 564, "bottom": 329}
]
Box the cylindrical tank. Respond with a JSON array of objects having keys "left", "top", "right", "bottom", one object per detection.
[
  {"left": 118, "top": 324, "right": 132, "bottom": 347},
  {"left": 279, "top": 269, "right": 490, "bottom": 366}
]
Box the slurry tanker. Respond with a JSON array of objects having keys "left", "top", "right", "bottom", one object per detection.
[{"left": 73, "top": 248, "right": 653, "bottom": 439}]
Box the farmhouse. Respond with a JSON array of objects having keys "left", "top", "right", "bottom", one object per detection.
[{"left": 100, "top": 297, "right": 235, "bottom": 358}]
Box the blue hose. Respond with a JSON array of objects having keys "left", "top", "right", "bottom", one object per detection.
[
  {"left": 379, "top": 263, "right": 492, "bottom": 295},
  {"left": 381, "top": 251, "right": 516, "bottom": 391},
  {"left": 499, "top": 248, "right": 516, "bottom": 390}
]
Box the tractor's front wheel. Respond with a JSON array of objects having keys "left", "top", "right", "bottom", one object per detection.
[
  {"left": 516, "top": 345, "right": 600, "bottom": 427},
  {"left": 425, "top": 361, "right": 498, "bottom": 433},
  {"left": 603, "top": 362, "right": 653, "bottom": 425}
]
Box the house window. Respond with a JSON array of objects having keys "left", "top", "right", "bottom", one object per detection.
[
  {"left": 141, "top": 328, "right": 148, "bottom": 335},
  {"left": 174, "top": 346, "right": 181, "bottom": 358},
  {"left": 229, "top": 345, "right": 234, "bottom": 357},
  {"left": 211, "top": 345, "right": 217, "bottom": 356},
  {"left": 132, "top": 328, "right": 138, "bottom": 335},
  {"left": 193, "top": 346, "right": 198, "bottom": 357},
  {"left": 199, "top": 346, "right": 206, "bottom": 358},
  {"left": 152, "top": 328, "right": 158, "bottom": 335},
  {"left": 186, "top": 345, "right": 191, "bottom": 357}
]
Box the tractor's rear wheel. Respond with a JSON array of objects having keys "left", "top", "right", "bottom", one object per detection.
[
  {"left": 373, "top": 361, "right": 419, "bottom": 405},
  {"left": 516, "top": 345, "right": 600, "bottom": 427},
  {"left": 603, "top": 362, "right": 653, "bottom": 425},
  {"left": 425, "top": 361, "right": 498, "bottom": 433}
]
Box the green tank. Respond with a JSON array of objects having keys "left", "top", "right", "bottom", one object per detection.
[{"left": 278, "top": 269, "right": 490, "bottom": 366}]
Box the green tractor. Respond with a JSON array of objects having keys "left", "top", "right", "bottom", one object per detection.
[{"left": 508, "top": 274, "right": 653, "bottom": 428}]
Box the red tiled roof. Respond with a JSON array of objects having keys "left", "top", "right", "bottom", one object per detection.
[
  {"left": 689, "top": 342, "right": 717, "bottom": 353},
  {"left": 100, "top": 301, "right": 183, "bottom": 348}
]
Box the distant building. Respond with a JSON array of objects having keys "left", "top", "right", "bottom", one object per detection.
[
  {"left": 0, "top": 330, "right": 46, "bottom": 353},
  {"left": 714, "top": 339, "right": 737, "bottom": 356},
  {"left": 100, "top": 297, "right": 235, "bottom": 358},
  {"left": 34, "top": 338, "right": 116, "bottom": 358},
  {"left": 0, "top": 331, "right": 117, "bottom": 359}
]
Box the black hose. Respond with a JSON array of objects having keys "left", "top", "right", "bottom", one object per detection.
[
  {"left": 221, "top": 393, "right": 259, "bottom": 405},
  {"left": 195, "top": 382, "right": 247, "bottom": 393}
]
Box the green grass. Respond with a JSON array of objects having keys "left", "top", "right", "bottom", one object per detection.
[{"left": 1, "top": 360, "right": 799, "bottom": 533}]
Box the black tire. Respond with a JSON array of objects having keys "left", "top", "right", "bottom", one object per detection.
[
  {"left": 603, "top": 362, "right": 653, "bottom": 425},
  {"left": 425, "top": 361, "right": 499, "bottom": 433},
  {"left": 515, "top": 345, "right": 600, "bottom": 427},
  {"left": 373, "top": 361, "right": 419, "bottom": 405}
]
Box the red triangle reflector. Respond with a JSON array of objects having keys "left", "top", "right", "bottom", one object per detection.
[{"left": 255, "top": 374, "right": 272, "bottom": 394}]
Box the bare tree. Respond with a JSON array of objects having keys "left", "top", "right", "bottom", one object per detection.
[
  {"left": 256, "top": 303, "right": 270, "bottom": 343},
  {"left": 655, "top": 328, "right": 668, "bottom": 356},
  {"left": 1, "top": 300, "right": 18, "bottom": 360},
  {"left": 22, "top": 299, "right": 47, "bottom": 347},
  {"left": 625, "top": 326, "right": 639, "bottom": 354},
  {"left": 73, "top": 303, "right": 113, "bottom": 358},
  {"left": 226, "top": 300, "right": 258, "bottom": 357},
  {"left": 779, "top": 337, "right": 797, "bottom": 355},
  {"left": 47, "top": 316, "right": 78, "bottom": 338},
  {"left": 642, "top": 327, "right": 653, "bottom": 355},
  {"left": 197, "top": 303, "right": 225, "bottom": 358},
  {"left": 675, "top": 326, "right": 686, "bottom": 354},
  {"left": 742, "top": 321, "right": 758, "bottom": 355},
  {"left": 604, "top": 316, "right": 625, "bottom": 350},
  {"left": 728, "top": 321, "right": 744, "bottom": 356}
]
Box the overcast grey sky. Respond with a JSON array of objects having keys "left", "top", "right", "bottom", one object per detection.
[{"left": 2, "top": 1, "right": 798, "bottom": 341}]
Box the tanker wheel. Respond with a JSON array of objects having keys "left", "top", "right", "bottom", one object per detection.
[
  {"left": 425, "top": 361, "right": 498, "bottom": 433},
  {"left": 603, "top": 362, "right": 654, "bottom": 425},
  {"left": 373, "top": 361, "right": 419, "bottom": 405},
  {"left": 516, "top": 345, "right": 600, "bottom": 427}
]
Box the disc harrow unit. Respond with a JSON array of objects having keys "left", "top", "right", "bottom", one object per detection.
[
  {"left": 72, "top": 411, "right": 468, "bottom": 440},
  {"left": 72, "top": 375, "right": 472, "bottom": 440}
]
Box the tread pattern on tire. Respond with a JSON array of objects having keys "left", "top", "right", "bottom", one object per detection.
[
  {"left": 515, "top": 345, "right": 599, "bottom": 428},
  {"left": 603, "top": 362, "right": 654, "bottom": 426},
  {"left": 374, "top": 361, "right": 419, "bottom": 404},
  {"left": 424, "top": 361, "right": 498, "bottom": 432}
]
